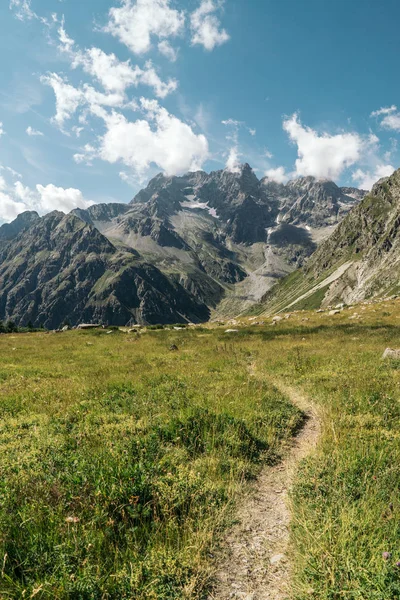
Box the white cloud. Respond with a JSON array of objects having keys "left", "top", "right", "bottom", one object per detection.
[
  {"left": 58, "top": 22, "right": 178, "bottom": 99},
  {"left": 352, "top": 164, "right": 395, "bottom": 190},
  {"left": 381, "top": 113, "right": 400, "bottom": 132},
  {"left": 40, "top": 73, "right": 84, "bottom": 130},
  {"left": 370, "top": 105, "right": 397, "bottom": 117},
  {"left": 225, "top": 146, "right": 241, "bottom": 173},
  {"left": 0, "top": 166, "right": 93, "bottom": 224},
  {"left": 370, "top": 105, "right": 400, "bottom": 132},
  {"left": 76, "top": 98, "right": 209, "bottom": 177},
  {"left": 105, "top": 0, "right": 185, "bottom": 55},
  {"left": 9, "top": 0, "right": 36, "bottom": 21},
  {"left": 190, "top": 0, "right": 229, "bottom": 51},
  {"left": 0, "top": 175, "right": 8, "bottom": 191},
  {"left": 0, "top": 191, "right": 27, "bottom": 223},
  {"left": 222, "top": 118, "right": 243, "bottom": 172},
  {"left": 158, "top": 40, "right": 178, "bottom": 61},
  {"left": 265, "top": 166, "right": 289, "bottom": 184},
  {"left": 249, "top": 128, "right": 256, "bottom": 136},
  {"left": 13, "top": 180, "right": 92, "bottom": 215},
  {"left": 282, "top": 113, "right": 373, "bottom": 180},
  {"left": 0, "top": 122, "right": 4, "bottom": 137},
  {"left": 35, "top": 184, "right": 93, "bottom": 213},
  {"left": 221, "top": 118, "right": 241, "bottom": 127},
  {"left": 26, "top": 126, "right": 44, "bottom": 137},
  {"left": 0, "top": 166, "right": 22, "bottom": 179}
]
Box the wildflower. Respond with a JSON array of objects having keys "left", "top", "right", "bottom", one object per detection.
[
  {"left": 382, "top": 551, "right": 391, "bottom": 560},
  {"left": 65, "top": 516, "right": 80, "bottom": 524}
]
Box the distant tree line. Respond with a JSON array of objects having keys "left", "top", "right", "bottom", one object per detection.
[{"left": 0, "top": 320, "right": 46, "bottom": 334}]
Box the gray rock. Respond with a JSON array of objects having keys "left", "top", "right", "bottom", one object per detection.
[{"left": 382, "top": 348, "right": 400, "bottom": 360}]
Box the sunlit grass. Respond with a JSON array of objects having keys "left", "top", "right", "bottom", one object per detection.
[
  {"left": 1, "top": 299, "right": 400, "bottom": 598},
  {"left": 0, "top": 328, "right": 302, "bottom": 599}
]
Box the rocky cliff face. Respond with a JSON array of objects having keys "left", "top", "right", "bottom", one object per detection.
[
  {"left": 0, "top": 211, "right": 40, "bottom": 241},
  {"left": 0, "top": 212, "right": 209, "bottom": 328},
  {"left": 0, "top": 164, "right": 366, "bottom": 326},
  {"left": 261, "top": 176, "right": 366, "bottom": 228},
  {"left": 261, "top": 168, "right": 400, "bottom": 313}
]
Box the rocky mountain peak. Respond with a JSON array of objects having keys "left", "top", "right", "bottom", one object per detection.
[{"left": 0, "top": 210, "right": 40, "bottom": 241}]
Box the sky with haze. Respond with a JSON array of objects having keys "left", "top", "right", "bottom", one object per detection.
[{"left": 0, "top": 0, "right": 400, "bottom": 223}]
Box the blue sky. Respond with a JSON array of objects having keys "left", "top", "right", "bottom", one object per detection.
[{"left": 1, "top": 0, "right": 400, "bottom": 222}]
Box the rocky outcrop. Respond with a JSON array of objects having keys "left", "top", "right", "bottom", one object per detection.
[
  {"left": 262, "top": 168, "right": 400, "bottom": 312},
  {"left": 0, "top": 210, "right": 40, "bottom": 241},
  {"left": 0, "top": 164, "right": 367, "bottom": 325},
  {"left": 262, "top": 176, "right": 365, "bottom": 228},
  {"left": 0, "top": 212, "right": 208, "bottom": 328}
]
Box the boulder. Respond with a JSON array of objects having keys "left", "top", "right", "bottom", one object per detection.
[
  {"left": 77, "top": 323, "right": 101, "bottom": 330},
  {"left": 382, "top": 348, "right": 400, "bottom": 360},
  {"left": 272, "top": 316, "right": 283, "bottom": 322},
  {"left": 225, "top": 329, "right": 239, "bottom": 333},
  {"left": 329, "top": 309, "right": 341, "bottom": 316}
]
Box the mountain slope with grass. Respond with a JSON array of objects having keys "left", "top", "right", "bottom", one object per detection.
[
  {"left": 0, "top": 211, "right": 209, "bottom": 328},
  {"left": 0, "top": 165, "right": 365, "bottom": 327},
  {"left": 259, "top": 167, "right": 400, "bottom": 314}
]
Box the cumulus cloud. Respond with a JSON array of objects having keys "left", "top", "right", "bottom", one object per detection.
[
  {"left": 0, "top": 191, "right": 27, "bottom": 223},
  {"left": 58, "top": 21, "right": 178, "bottom": 99},
  {"left": 40, "top": 73, "right": 84, "bottom": 130},
  {"left": 265, "top": 166, "right": 289, "bottom": 184},
  {"left": 190, "top": 0, "right": 229, "bottom": 51},
  {"left": 105, "top": 0, "right": 185, "bottom": 55},
  {"left": 158, "top": 40, "right": 178, "bottom": 61},
  {"left": 75, "top": 98, "right": 209, "bottom": 177},
  {"left": 0, "top": 122, "right": 4, "bottom": 137},
  {"left": 225, "top": 146, "right": 241, "bottom": 173},
  {"left": 0, "top": 167, "right": 93, "bottom": 224},
  {"left": 371, "top": 105, "right": 400, "bottom": 132},
  {"left": 282, "top": 113, "right": 375, "bottom": 180},
  {"left": 26, "top": 126, "right": 44, "bottom": 137},
  {"left": 352, "top": 164, "right": 395, "bottom": 190},
  {"left": 40, "top": 72, "right": 134, "bottom": 132}
]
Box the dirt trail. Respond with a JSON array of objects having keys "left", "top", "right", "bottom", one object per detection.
[{"left": 208, "top": 376, "right": 320, "bottom": 600}]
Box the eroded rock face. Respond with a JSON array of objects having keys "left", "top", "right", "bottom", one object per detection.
[
  {"left": 263, "top": 168, "right": 400, "bottom": 312},
  {"left": 0, "top": 212, "right": 209, "bottom": 328},
  {"left": 0, "top": 211, "right": 40, "bottom": 241},
  {"left": 0, "top": 164, "right": 366, "bottom": 327}
]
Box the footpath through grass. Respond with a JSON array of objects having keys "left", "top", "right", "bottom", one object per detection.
[
  {"left": 249, "top": 301, "right": 400, "bottom": 599},
  {"left": 1, "top": 299, "right": 400, "bottom": 598},
  {"left": 0, "top": 327, "right": 302, "bottom": 599}
]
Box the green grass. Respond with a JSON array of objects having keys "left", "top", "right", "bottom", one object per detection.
[
  {"left": 0, "top": 329, "right": 302, "bottom": 599},
  {"left": 1, "top": 300, "right": 400, "bottom": 598}
]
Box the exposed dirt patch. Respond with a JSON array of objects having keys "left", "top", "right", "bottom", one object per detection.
[{"left": 208, "top": 376, "right": 320, "bottom": 599}]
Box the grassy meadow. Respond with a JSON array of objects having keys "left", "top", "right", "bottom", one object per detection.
[{"left": 0, "top": 300, "right": 400, "bottom": 598}]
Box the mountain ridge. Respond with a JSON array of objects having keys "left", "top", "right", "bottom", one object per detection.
[{"left": 0, "top": 165, "right": 368, "bottom": 327}]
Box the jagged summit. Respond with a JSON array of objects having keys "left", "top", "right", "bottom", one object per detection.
[
  {"left": 262, "top": 167, "right": 400, "bottom": 312},
  {"left": 0, "top": 163, "right": 368, "bottom": 327}
]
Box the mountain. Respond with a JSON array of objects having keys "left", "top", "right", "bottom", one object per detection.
[
  {"left": 0, "top": 211, "right": 40, "bottom": 242},
  {"left": 260, "top": 168, "right": 400, "bottom": 313},
  {"left": 0, "top": 165, "right": 365, "bottom": 327},
  {"left": 0, "top": 211, "right": 209, "bottom": 328}
]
